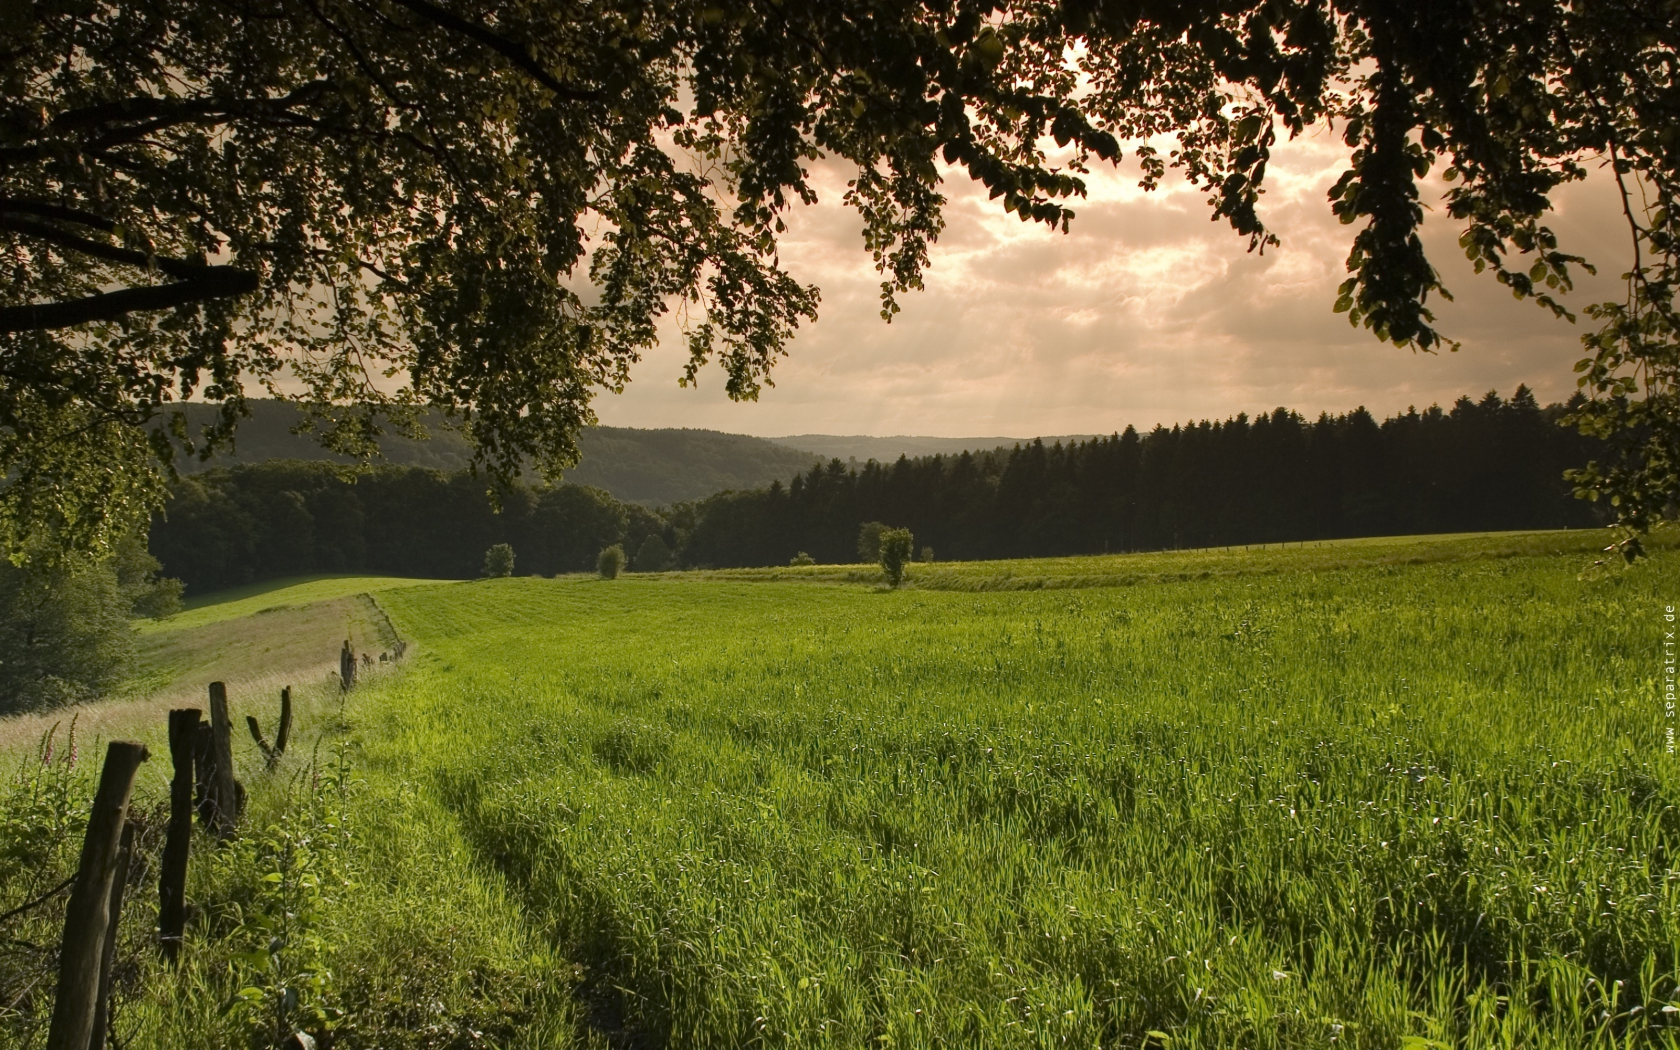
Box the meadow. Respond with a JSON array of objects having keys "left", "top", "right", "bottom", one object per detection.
[{"left": 3, "top": 532, "right": 1679, "bottom": 1049}]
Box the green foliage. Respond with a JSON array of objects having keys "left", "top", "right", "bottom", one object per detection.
[
  {"left": 856, "top": 521, "right": 887, "bottom": 563},
  {"left": 217, "top": 750, "right": 356, "bottom": 1045},
  {"left": 919, "top": 546, "right": 935, "bottom": 563},
  {"left": 482, "top": 543, "right": 515, "bottom": 579},
  {"left": 114, "top": 532, "right": 183, "bottom": 618},
  {"left": 597, "top": 545, "right": 625, "bottom": 580},
  {"left": 0, "top": 556, "right": 135, "bottom": 714},
  {"left": 0, "top": 724, "right": 91, "bottom": 1046},
  {"left": 633, "top": 535, "right": 674, "bottom": 573},
  {"left": 788, "top": 551, "right": 815, "bottom": 567},
  {"left": 878, "top": 527, "right": 913, "bottom": 586},
  {"left": 367, "top": 541, "right": 1680, "bottom": 1049}
]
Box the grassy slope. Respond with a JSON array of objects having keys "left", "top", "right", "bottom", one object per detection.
[
  {"left": 0, "top": 575, "right": 441, "bottom": 760},
  {"left": 339, "top": 534, "right": 1680, "bottom": 1049},
  {"left": 682, "top": 527, "right": 1674, "bottom": 589},
  {"left": 147, "top": 573, "right": 447, "bottom": 633}
]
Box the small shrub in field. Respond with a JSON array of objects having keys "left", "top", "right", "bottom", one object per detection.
[
  {"left": 856, "top": 521, "right": 887, "bottom": 563},
  {"left": 598, "top": 544, "right": 625, "bottom": 579},
  {"left": 789, "top": 552, "right": 816, "bottom": 566},
  {"left": 482, "top": 543, "right": 515, "bottom": 578},
  {"left": 879, "top": 527, "right": 913, "bottom": 586},
  {"left": 919, "top": 546, "right": 935, "bottom": 563}
]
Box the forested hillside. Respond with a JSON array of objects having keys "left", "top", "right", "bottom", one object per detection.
[
  {"left": 149, "top": 388, "right": 1608, "bottom": 591},
  {"left": 769, "top": 434, "right": 1050, "bottom": 461},
  {"left": 682, "top": 387, "right": 1607, "bottom": 566},
  {"left": 151, "top": 463, "right": 672, "bottom": 591},
  {"left": 163, "top": 401, "right": 819, "bottom": 504}
]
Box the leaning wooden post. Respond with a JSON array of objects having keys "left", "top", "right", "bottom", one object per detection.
[
  {"left": 206, "top": 683, "right": 239, "bottom": 839},
  {"left": 89, "top": 819, "right": 137, "bottom": 1049},
  {"left": 159, "top": 708, "right": 201, "bottom": 963},
  {"left": 275, "top": 686, "right": 291, "bottom": 758},
  {"left": 45, "top": 741, "right": 148, "bottom": 1050},
  {"left": 339, "top": 640, "right": 356, "bottom": 691}
]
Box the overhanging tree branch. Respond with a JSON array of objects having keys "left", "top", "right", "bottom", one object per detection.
[
  {"left": 0, "top": 199, "right": 117, "bottom": 232},
  {"left": 0, "top": 268, "right": 260, "bottom": 332},
  {"left": 384, "top": 0, "right": 599, "bottom": 102},
  {"left": 0, "top": 215, "right": 216, "bottom": 281}
]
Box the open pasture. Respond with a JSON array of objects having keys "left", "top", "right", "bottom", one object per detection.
[{"left": 350, "top": 538, "right": 1680, "bottom": 1048}]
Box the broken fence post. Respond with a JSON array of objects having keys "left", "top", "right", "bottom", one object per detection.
[
  {"left": 160, "top": 708, "right": 200, "bottom": 963},
  {"left": 44, "top": 740, "right": 148, "bottom": 1050},
  {"left": 339, "top": 639, "right": 356, "bottom": 691},
  {"left": 206, "top": 683, "right": 241, "bottom": 839},
  {"left": 246, "top": 686, "right": 292, "bottom": 769}
]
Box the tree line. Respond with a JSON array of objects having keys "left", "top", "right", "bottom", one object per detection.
[
  {"left": 148, "top": 387, "right": 1607, "bottom": 590},
  {"left": 151, "top": 462, "right": 674, "bottom": 593},
  {"left": 679, "top": 387, "right": 1606, "bottom": 567}
]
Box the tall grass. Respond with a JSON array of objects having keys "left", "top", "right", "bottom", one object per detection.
[
  {"left": 5, "top": 537, "right": 1675, "bottom": 1048},
  {"left": 354, "top": 545, "right": 1680, "bottom": 1048}
]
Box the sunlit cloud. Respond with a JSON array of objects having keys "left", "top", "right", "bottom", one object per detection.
[{"left": 596, "top": 128, "right": 1631, "bottom": 439}]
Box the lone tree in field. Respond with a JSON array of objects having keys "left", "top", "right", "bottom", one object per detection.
[
  {"left": 6, "top": 0, "right": 1680, "bottom": 560},
  {"left": 598, "top": 545, "right": 625, "bottom": 580},
  {"left": 634, "top": 535, "right": 674, "bottom": 573},
  {"left": 482, "top": 543, "right": 515, "bottom": 579},
  {"left": 857, "top": 522, "right": 888, "bottom": 565},
  {"left": 879, "top": 528, "right": 914, "bottom": 588}
]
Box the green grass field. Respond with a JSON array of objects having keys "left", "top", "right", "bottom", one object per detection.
[{"left": 5, "top": 532, "right": 1679, "bottom": 1049}]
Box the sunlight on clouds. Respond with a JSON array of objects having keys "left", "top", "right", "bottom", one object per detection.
[{"left": 596, "top": 129, "right": 1631, "bottom": 439}]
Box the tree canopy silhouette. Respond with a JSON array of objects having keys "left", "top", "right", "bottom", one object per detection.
[{"left": 5, "top": 0, "right": 1677, "bottom": 559}]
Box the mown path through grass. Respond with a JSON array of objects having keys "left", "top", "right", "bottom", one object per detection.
[{"left": 354, "top": 542, "right": 1680, "bottom": 1049}]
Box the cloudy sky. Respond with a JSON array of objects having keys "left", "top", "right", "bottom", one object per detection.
[{"left": 594, "top": 124, "right": 1632, "bottom": 440}]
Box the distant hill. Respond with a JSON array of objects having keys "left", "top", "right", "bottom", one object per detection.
[
  {"left": 162, "top": 402, "right": 820, "bottom": 505},
  {"left": 767, "top": 433, "right": 1097, "bottom": 462}
]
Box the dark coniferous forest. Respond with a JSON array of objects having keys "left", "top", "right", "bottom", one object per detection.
[{"left": 150, "top": 387, "right": 1609, "bottom": 591}]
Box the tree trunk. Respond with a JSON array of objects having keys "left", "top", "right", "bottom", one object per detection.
[{"left": 45, "top": 741, "right": 148, "bottom": 1050}]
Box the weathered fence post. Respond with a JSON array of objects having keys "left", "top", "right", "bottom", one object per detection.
[
  {"left": 191, "top": 723, "right": 213, "bottom": 828},
  {"left": 44, "top": 740, "right": 148, "bottom": 1050},
  {"left": 206, "top": 683, "right": 240, "bottom": 839},
  {"left": 246, "top": 686, "right": 292, "bottom": 769},
  {"left": 339, "top": 640, "right": 356, "bottom": 691},
  {"left": 89, "top": 819, "right": 137, "bottom": 1048},
  {"left": 159, "top": 708, "right": 200, "bottom": 962}
]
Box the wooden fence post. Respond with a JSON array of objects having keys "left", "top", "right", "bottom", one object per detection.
[
  {"left": 246, "top": 687, "right": 292, "bottom": 769},
  {"left": 44, "top": 741, "right": 148, "bottom": 1050},
  {"left": 89, "top": 819, "right": 136, "bottom": 1049},
  {"left": 339, "top": 640, "right": 356, "bottom": 691},
  {"left": 159, "top": 708, "right": 200, "bottom": 963},
  {"left": 206, "top": 683, "right": 240, "bottom": 839},
  {"left": 191, "top": 723, "right": 213, "bottom": 828}
]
